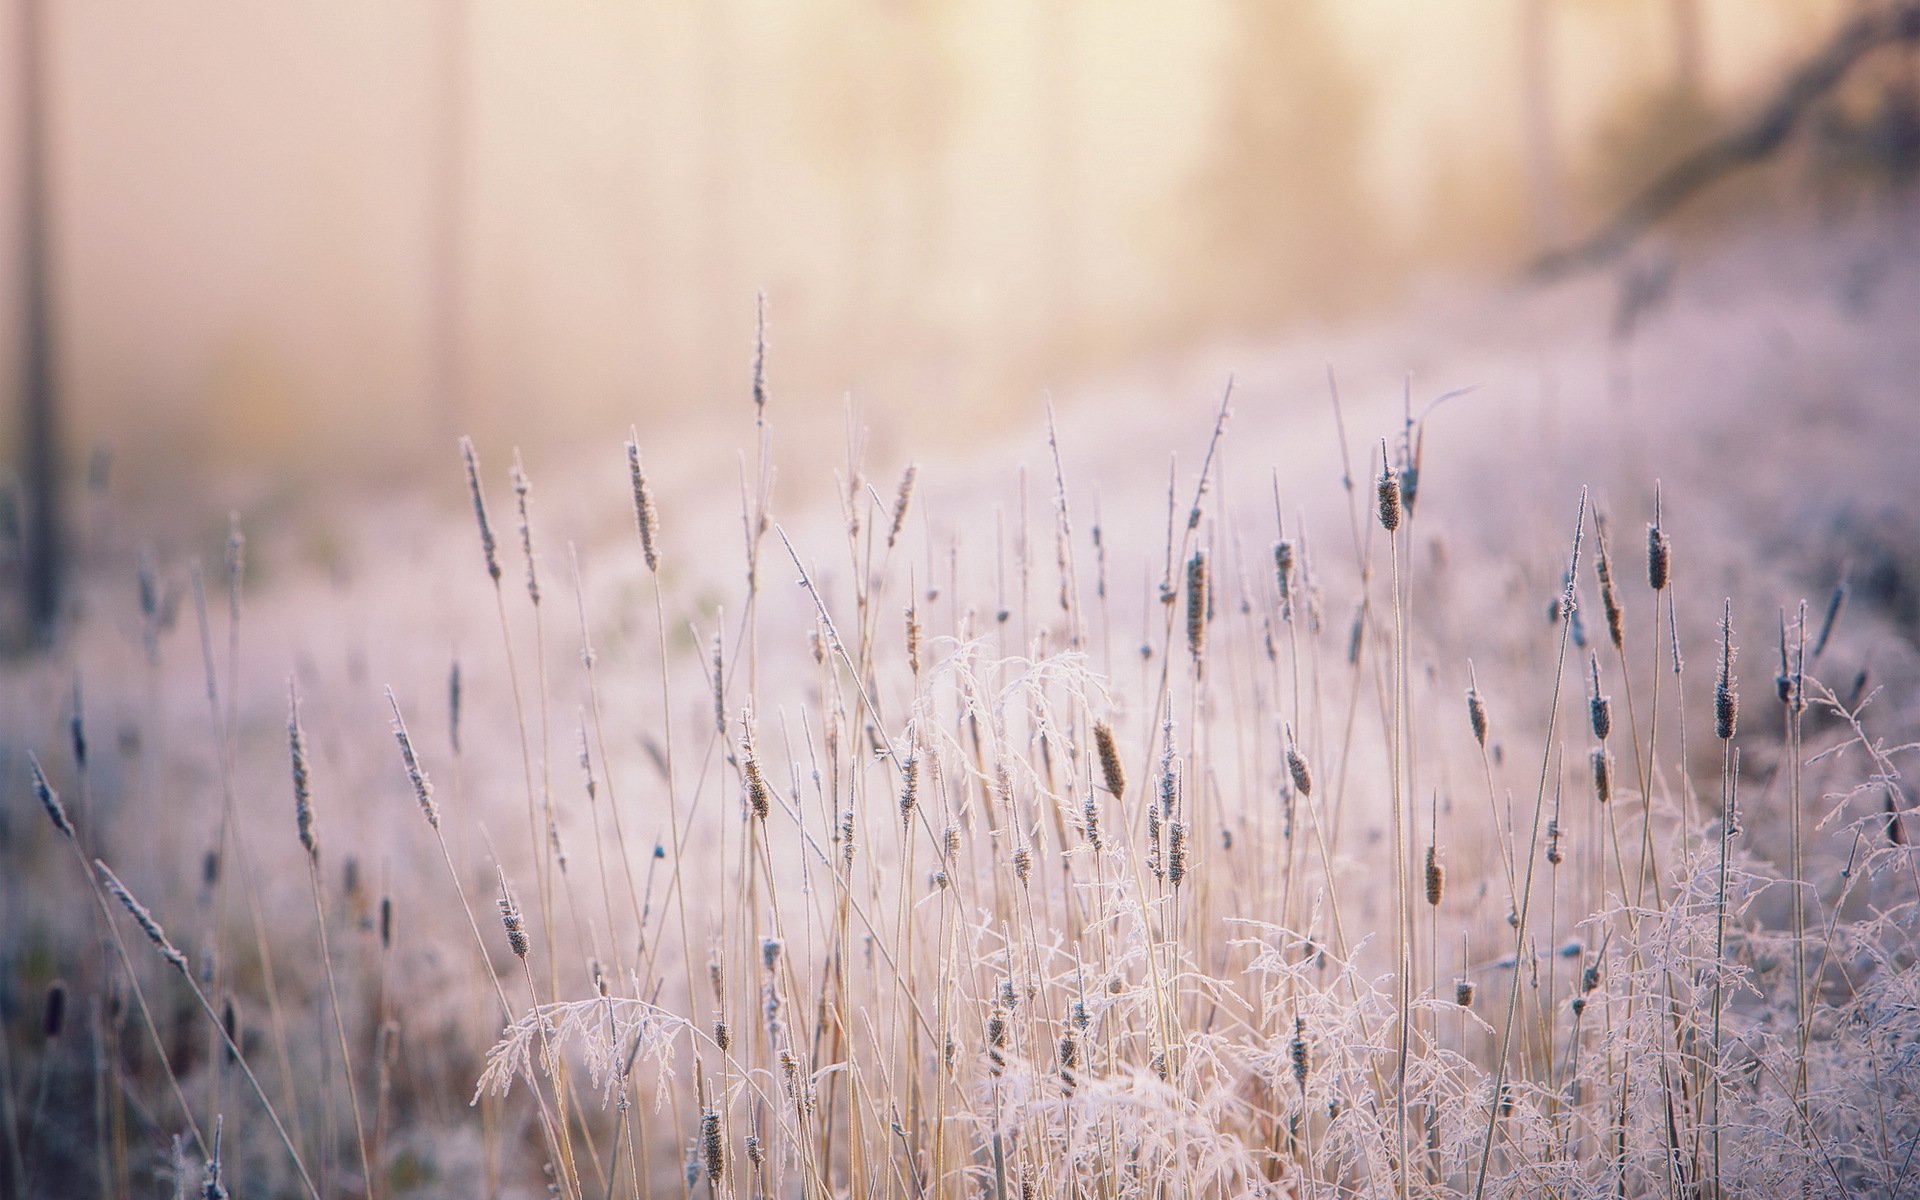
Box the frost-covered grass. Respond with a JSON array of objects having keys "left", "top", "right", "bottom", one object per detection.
[{"left": 4, "top": 211, "right": 1918, "bottom": 1199}]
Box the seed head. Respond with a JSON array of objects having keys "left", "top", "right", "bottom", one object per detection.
[
  {"left": 98, "top": 861, "right": 189, "bottom": 975},
  {"left": 701, "top": 1108, "right": 725, "bottom": 1185},
  {"left": 1591, "top": 747, "right": 1613, "bottom": 804},
  {"left": 1647, "top": 489, "right": 1670, "bottom": 591},
  {"left": 898, "top": 751, "right": 918, "bottom": 828},
  {"left": 1285, "top": 730, "right": 1313, "bottom": 797},
  {"left": 887, "top": 464, "right": 918, "bottom": 550},
  {"left": 387, "top": 691, "right": 439, "bottom": 829},
  {"left": 1376, "top": 445, "right": 1401, "bottom": 532},
  {"left": 43, "top": 980, "right": 66, "bottom": 1040},
  {"left": 510, "top": 450, "right": 539, "bottom": 606},
  {"left": 460, "top": 436, "right": 501, "bottom": 584},
  {"left": 1588, "top": 653, "right": 1612, "bottom": 741},
  {"left": 29, "top": 753, "right": 73, "bottom": 840},
  {"left": 1185, "top": 549, "right": 1209, "bottom": 668},
  {"left": 1168, "top": 820, "right": 1187, "bottom": 887},
  {"left": 498, "top": 881, "right": 528, "bottom": 959},
  {"left": 626, "top": 431, "right": 661, "bottom": 573},
  {"left": 1289, "top": 1016, "right": 1310, "bottom": 1087},
  {"left": 1424, "top": 844, "right": 1444, "bottom": 907},
  {"left": 741, "top": 714, "right": 770, "bottom": 820},
  {"left": 1012, "top": 845, "right": 1032, "bottom": 883},
  {"left": 1466, "top": 682, "right": 1489, "bottom": 748},
  {"left": 1715, "top": 600, "right": 1738, "bottom": 741},
  {"left": 1273, "top": 539, "right": 1295, "bottom": 616},
  {"left": 1094, "top": 721, "right": 1125, "bottom": 798},
  {"left": 1455, "top": 978, "right": 1475, "bottom": 1007},
  {"left": 288, "top": 685, "right": 318, "bottom": 862}
]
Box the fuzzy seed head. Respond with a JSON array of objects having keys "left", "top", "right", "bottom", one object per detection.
[
  {"left": 742, "top": 720, "right": 770, "bottom": 820},
  {"left": 510, "top": 452, "right": 539, "bottom": 606},
  {"left": 1285, "top": 735, "right": 1313, "bottom": 798},
  {"left": 1591, "top": 747, "right": 1613, "bottom": 804},
  {"left": 1715, "top": 600, "right": 1738, "bottom": 740},
  {"left": 1094, "top": 721, "right": 1125, "bottom": 798},
  {"left": 1274, "top": 539, "right": 1295, "bottom": 615},
  {"left": 460, "top": 437, "right": 501, "bottom": 584},
  {"left": 43, "top": 980, "right": 66, "bottom": 1040},
  {"left": 289, "top": 688, "right": 318, "bottom": 861},
  {"left": 388, "top": 692, "right": 439, "bottom": 830},
  {"left": 1289, "top": 1016, "right": 1310, "bottom": 1087},
  {"left": 1185, "top": 549, "right": 1209, "bottom": 667},
  {"left": 498, "top": 886, "right": 528, "bottom": 959},
  {"left": 29, "top": 753, "right": 73, "bottom": 840},
  {"left": 98, "top": 861, "right": 188, "bottom": 975},
  {"left": 887, "top": 464, "right": 918, "bottom": 549},
  {"left": 1377, "top": 457, "right": 1401, "bottom": 532},
  {"left": 701, "top": 1108, "right": 725, "bottom": 1184},
  {"left": 1168, "top": 820, "right": 1188, "bottom": 887},
  {"left": 1424, "top": 844, "right": 1444, "bottom": 907},
  {"left": 1455, "top": 978, "right": 1475, "bottom": 1007},
  {"left": 1467, "top": 686, "right": 1489, "bottom": 747},
  {"left": 898, "top": 752, "right": 918, "bottom": 827},
  {"left": 626, "top": 433, "right": 661, "bottom": 573}
]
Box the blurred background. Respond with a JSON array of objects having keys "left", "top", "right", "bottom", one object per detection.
[{"left": 0, "top": 0, "right": 1915, "bottom": 635}]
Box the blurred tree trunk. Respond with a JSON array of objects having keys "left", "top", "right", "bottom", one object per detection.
[
  {"left": 1035, "top": 0, "right": 1076, "bottom": 367},
  {"left": 16, "top": 0, "right": 60, "bottom": 643},
  {"left": 1520, "top": 0, "right": 1565, "bottom": 249},
  {"left": 429, "top": 0, "right": 467, "bottom": 445},
  {"left": 1671, "top": 0, "right": 1706, "bottom": 94}
]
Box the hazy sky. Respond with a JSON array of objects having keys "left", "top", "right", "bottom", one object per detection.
[{"left": 0, "top": 0, "right": 1858, "bottom": 491}]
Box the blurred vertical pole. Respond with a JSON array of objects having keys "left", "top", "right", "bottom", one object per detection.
[
  {"left": 1670, "top": 0, "right": 1705, "bottom": 96},
  {"left": 1519, "top": 0, "right": 1564, "bottom": 250},
  {"left": 16, "top": 0, "right": 61, "bottom": 642},
  {"left": 1036, "top": 0, "right": 1075, "bottom": 370},
  {"left": 700, "top": 0, "right": 734, "bottom": 400},
  {"left": 429, "top": 0, "right": 466, "bottom": 445}
]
